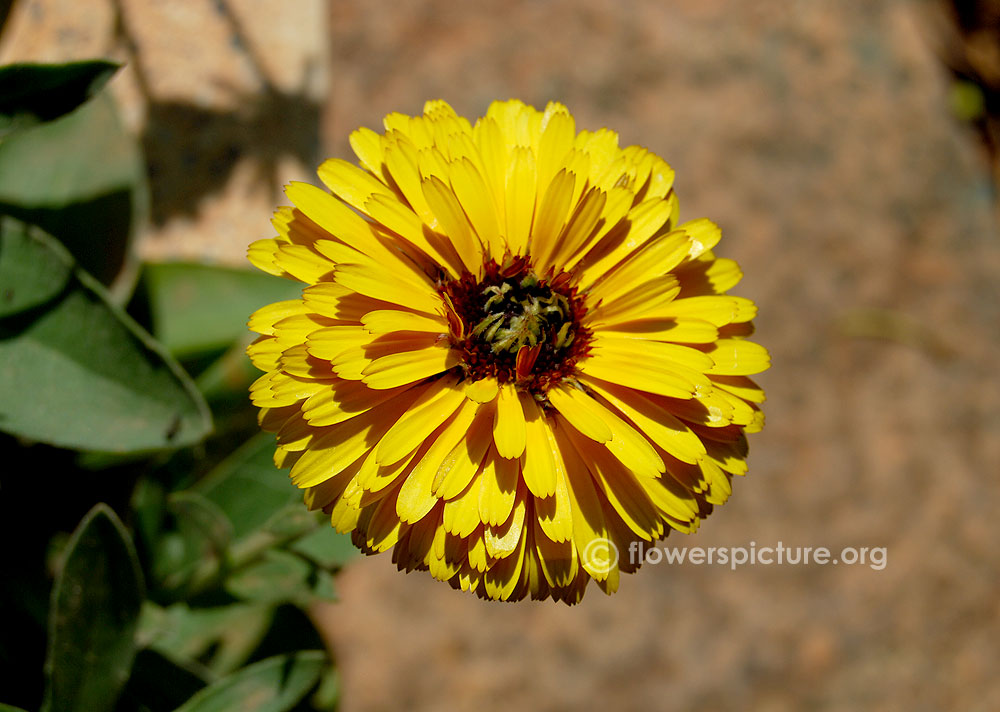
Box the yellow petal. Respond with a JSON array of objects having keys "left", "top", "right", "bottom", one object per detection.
[
  {"left": 448, "top": 157, "right": 503, "bottom": 260},
  {"left": 534, "top": 518, "right": 577, "bottom": 587},
  {"left": 397, "top": 398, "right": 480, "bottom": 523},
  {"left": 442, "top": 476, "right": 483, "bottom": 538},
  {"left": 536, "top": 104, "right": 575, "bottom": 198},
  {"left": 485, "top": 483, "right": 527, "bottom": 558},
  {"left": 248, "top": 300, "right": 306, "bottom": 336},
  {"left": 562, "top": 186, "right": 633, "bottom": 272},
  {"left": 273, "top": 243, "right": 334, "bottom": 284},
  {"left": 560, "top": 425, "right": 661, "bottom": 541},
  {"left": 597, "top": 404, "right": 665, "bottom": 480},
  {"left": 464, "top": 377, "right": 499, "bottom": 404},
  {"left": 593, "top": 335, "right": 716, "bottom": 373},
  {"left": 278, "top": 343, "right": 335, "bottom": 380},
  {"left": 483, "top": 524, "right": 528, "bottom": 600},
  {"left": 478, "top": 450, "right": 519, "bottom": 527},
  {"left": 528, "top": 168, "right": 576, "bottom": 261},
  {"left": 357, "top": 444, "right": 418, "bottom": 496},
  {"left": 364, "top": 192, "right": 461, "bottom": 279},
  {"left": 434, "top": 402, "right": 494, "bottom": 499},
  {"left": 364, "top": 491, "right": 405, "bottom": 552},
  {"left": 289, "top": 391, "right": 418, "bottom": 488},
  {"left": 704, "top": 339, "right": 771, "bottom": 376},
  {"left": 493, "top": 383, "right": 526, "bottom": 459},
  {"left": 361, "top": 309, "right": 447, "bottom": 336},
  {"left": 676, "top": 256, "right": 743, "bottom": 296},
  {"left": 581, "top": 376, "right": 707, "bottom": 465},
  {"left": 376, "top": 375, "right": 465, "bottom": 465},
  {"left": 301, "top": 379, "right": 410, "bottom": 427},
  {"left": 585, "top": 275, "right": 681, "bottom": 325},
  {"left": 544, "top": 186, "right": 607, "bottom": 274},
  {"left": 246, "top": 336, "right": 282, "bottom": 371},
  {"left": 381, "top": 135, "right": 435, "bottom": 222},
  {"left": 552, "top": 419, "right": 615, "bottom": 582},
  {"left": 648, "top": 295, "right": 757, "bottom": 327},
  {"left": 421, "top": 174, "right": 482, "bottom": 275},
  {"left": 710, "top": 375, "right": 766, "bottom": 403},
  {"left": 471, "top": 117, "right": 508, "bottom": 220},
  {"left": 678, "top": 218, "right": 721, "bottom": 260},
  {"left": 394, "top": 447, "right": 446, "bottom": 526},
  {"left": 546, "top": 384, "right": 613, "bottom": 443},
  {"left": 250, "top": 372, "right": 327, "bottom": 409},
  {"left": 304, "top": 325, "right": 372, "bottom": 362},
  {"left": 348, "top": 125, "right": 384, "bottom": 174},
  {"left": 334, "top": 263, "right": 442, "bottom": 314},
  {"left": 247, "top": 238, "right": 288, "bottom": 277},
  {"left": 271, "top": 313, "right": 328, "bottom": 350},
  {"left": 317, "top": 157, "right": 393, "bottom": 212},
  {"left": 575, "top": 198, "right": 674, "bottom": 291},
  {"left": 587, "top": 230, "right": 690, "bottom": 305},
  {"left": 285, "top": 182, "right": 400, "bottom": 268},
  {"left": 361, "top": 343, "right": 460, "bottom": 389},
  {"left": 602, "top": 317, "right": 719, "bottom": 344},
  {"left": 503, "top": 146, "right": 536, "bottom": 255},
  {"left": 520, "top": 393, "right": 557, "bottom": 498},
  {"left": 579, "top": 350, "right": 698, "bottom": 400},
  {"left": 534, "top": 438, "right": 573, "bottom": 544}
]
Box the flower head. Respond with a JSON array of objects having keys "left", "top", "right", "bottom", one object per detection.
[{"left": 247, "top": 100, "right": 769, "bottom": 603}]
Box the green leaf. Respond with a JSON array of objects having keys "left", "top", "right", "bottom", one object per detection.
[
  {"left": 42, "top": 504, "right": 144, "bottom": 712},
  {"left": 139, "top": 262, "right": 302, "bottom": 360},
  {"left": 0, "top": 218, "right": 71, "bottom": 317},
  {"left": 171, "top": 651, "right": 327, "bottom": 712},
  {"left": 0, "top": 704, "right": 32, "bottom": 712},
  {"left": 225, "top": 550, "right": 312, "bottom": 604},
  {"left": 289, "top": 525, "right": 359, "bottom": 571},
  {"left": 195, "top": 433, "right": 302, "bottom": 541},
  {"left": 0, "top": 219, "right": 212, "bottom": 451},
  {"left": 0, "top": 91, "right": 147, "bottom": 295},
  {"left": 312, "top": 668, "right": 341, "bottom": 711},
  {"left": 0, "top": 60, "right": 119, "bottom": 137},
  {"left": 153, "top": 492, "right": 233, "bottom": 599},
  {"left": 140, "top": 601, "right": 274, "bottom": 678}
]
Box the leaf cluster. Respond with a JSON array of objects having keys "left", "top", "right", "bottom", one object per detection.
[{"left": 0, "top": 61, "right": 351, "bottom": 712}]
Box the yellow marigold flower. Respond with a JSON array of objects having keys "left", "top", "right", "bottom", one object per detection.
[{"left": 247, "top": 99, "right": 769, "bottom": 604}]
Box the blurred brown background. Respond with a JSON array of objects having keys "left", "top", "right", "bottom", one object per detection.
[{"left": 3, "top": 0, "right": 999, "bottom": 710}]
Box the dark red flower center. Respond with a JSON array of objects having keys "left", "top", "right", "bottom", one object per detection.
[{"left": 440, "top": 256, "right": 592, "bottom": 393}]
